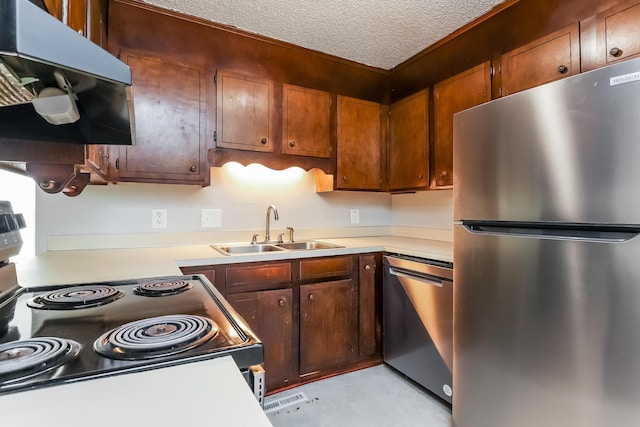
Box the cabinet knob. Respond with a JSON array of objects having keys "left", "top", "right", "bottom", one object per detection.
[
  {"left": 279, "top": 299, "right": 285, "bottom": 307},
  {"left": 609, "top": 47, "right": 622, "bottom": 57},
  {"left": 557, "top": 65, "right": 568, "bottom": 74},
  {"left": 261, "top": 137, "right": 268, "bottom": 145},
  {"left": 343, "top": 176, "right": 348, "bottom": 182},
  {"left": 289, "top": 141, "right": 296, "bottom": 147},
  {"left": 440, "top": 170, "right": 448, "bottom": 178},
  {"left": 40, "top": 180, "right": 56, "bottom": 190},
  {"left": 309, "top": 294, "right": 315, "bottom": 301},
  {"left": 365, "top": 264, "right": 371, "bottom": 271},
  {"left": 189, "top": 165, "right": 197, "bottom": 172},
  {"left": 418, "top": 174, "right": 424, "bottom": 180}
]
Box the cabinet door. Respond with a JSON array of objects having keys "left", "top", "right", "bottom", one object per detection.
[
  {"left": 117, "top": 53, "right": 208, "bottom": 184},
  {"left": 359, "top": 254, "right": 381, "bottom": 359},
  {"left": 282, "top": 84, "right": 331, "bottom": 158},
  {"left": 501, "top": 24, "right": 580, "bottom": 96},
  {"left": 86, "top": 145, "right": 113, "bottom": 181},
  {"left": 300, "top": 279, "right": 358, "bottom": 375},
  {"left": 336, "top": 96, "right": 382, "bottom": 190},
  {"left": 44, "top": 0, "right": 106, "bottom": 46},
  {"left": 216, "top": 71, "right": 274, "bottom": 152},
  {"left": 389, "top": 89, "right": 429, "bottom": 191},
  {"left": 433, "top": 62, "right": 491, "bottom": 188},
  {"left": 226, "top": 289, "right": 295, "bottom": 392},
  {"left": 592, "top": 1, "right": 640, "bottom": 68}
]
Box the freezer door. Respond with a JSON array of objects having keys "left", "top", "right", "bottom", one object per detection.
[
  {"left": 453, "top": 224, "right": 640, "bottom": 427},
  {"left": 453, "top": 56, "right": 640, "bottom": 224}
]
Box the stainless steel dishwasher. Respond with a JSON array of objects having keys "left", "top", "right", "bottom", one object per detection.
[{"left": 383, "top": 254, "right": 453, "bottom": 403}]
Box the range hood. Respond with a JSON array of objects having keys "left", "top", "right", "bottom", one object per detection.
[{"left": 0, "top": 0, "right": 134, "bottom": 145}]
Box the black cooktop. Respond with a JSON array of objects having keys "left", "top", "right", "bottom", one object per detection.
[{"left": 0, "top": 275, "right": 262, "bottom": 395}]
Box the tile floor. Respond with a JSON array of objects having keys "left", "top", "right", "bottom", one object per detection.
[{"left": 265, "top": 364, "right": 452, "bottom": 427}]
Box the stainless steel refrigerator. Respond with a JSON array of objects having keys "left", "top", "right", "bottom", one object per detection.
[{"left": 453, "top": 57, "right": 640, "bottom": 427}]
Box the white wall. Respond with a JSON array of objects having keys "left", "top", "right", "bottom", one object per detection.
[
  {"left": 34, "top": 164, "right": 392, "bottom": 253},
  {"left": 32, "top": 165, "right": 456, "bottom": 254},
  {"left": 391, "top": 189, "right": 453, "bottom": 229}
]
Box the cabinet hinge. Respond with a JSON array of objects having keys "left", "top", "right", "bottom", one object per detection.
[
  {"left": 213, "top": 73, "right": 217, "bottom": 85},
  {"left": 499, "top": 87, "right": 503, "bottom": 96},
  {"left": 499, "top": 63, "right": 502, "bottom": 74},
  {"left": 213, "top": 131, "right": 217, "bottom": 142},
  {"left": 490, "top": 65, "right": 495, "bottom": 77},
  {"left": 115, "top": 158, "right": 120, "bottom": 170}
]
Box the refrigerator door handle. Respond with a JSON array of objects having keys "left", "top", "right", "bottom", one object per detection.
[
  {"left": 388, "top": 267, "right": 444, "bottom": 287},
  {"left": 464, "top": 223, "right": 640, "bottom": 242}
]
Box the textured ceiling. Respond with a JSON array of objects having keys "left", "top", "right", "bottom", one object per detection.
[{"left": 141, "top": 0, "right": 506, "bottom": 69}]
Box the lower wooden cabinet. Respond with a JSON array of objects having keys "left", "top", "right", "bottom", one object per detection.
[
  {"left": 180, "top": 252, "right": 382, "bottom": 394},
  {"left": 226, "top": 289, "right": 295, "bottom": 391},
  {"left": 299, "top": 279, "right": 358, "bottom": 375}
]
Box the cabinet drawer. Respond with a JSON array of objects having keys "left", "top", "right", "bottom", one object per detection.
[
  {"left": 299, "top": 256, "right": 353, "bottom": 283},
  {"left": 225, "top": 262, "right": 292, "bottom": 293}
]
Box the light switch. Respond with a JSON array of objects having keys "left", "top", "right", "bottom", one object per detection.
[
  {"left": 202, "top": 209, "right": 222, "bottom": 228},
  {"left": 350, "top": 209, "right": 360, "bottom": 224}
]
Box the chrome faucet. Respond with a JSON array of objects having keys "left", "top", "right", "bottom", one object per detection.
[{"left": 264, "top": 205, "right": 279, "bottom": 242}]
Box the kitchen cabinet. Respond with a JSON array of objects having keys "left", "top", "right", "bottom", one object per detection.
[
  {"left": 358, "top": 254, "right": 381, "bottom": 359},
  {"left": 180, "top": 252, "right": 382, "bottom": 393},
  {"left": 282, "top": 84, "right": 331, "bottom": 158},
  {"left": 299, "top": 279, "right": 358, "bottom": 375},
  {"left": 336, "top": 96, "right": 384, "bottom": 190},
  {"left": 216, "top": 71, "right": 275, "bottom": 153},
  {"left": 218, "top": 261, "right": 295, "bottom": 392},
  {"left": 226, "top": 289, "right": 296, "bottom": 392},
  {"left": 298, "top": 255, "right": 358, "bottom": 376},
  {"left": 582, "top": 0, "right": 640, "bottom": 71},
  {"left": 389, "top": 89, "right": 429, "bottom": 191},
  {"left": 501, "top": 24, "right": 580, "bottom": 96},
  {"left": 433, "top": 62, "right": 491, "bottom": 188},
  {"left": 43, "top": 0, "right": 108, "bottom": 48},
  {"left": 113, "top": 52, "right": 210, "bottom": 185}
]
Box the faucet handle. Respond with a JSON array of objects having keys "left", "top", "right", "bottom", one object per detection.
[
  {"left": 251, "top": 234, "right": 259, "bottom": 244},
  {"left": 277, "top": 233, "right": 285, "bottom": 243},
  {"left": 286, "top": 226, "right": 295, "bottom": 243}
]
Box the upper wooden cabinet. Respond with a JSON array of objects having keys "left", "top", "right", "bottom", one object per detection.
[
  {"left": 115, "top": 52, "right": 209, "bottom": 184},
  {"left": 282, "top": 84, "right": 331, "bottom": 158},
  {"left": 216, "top": 71, "right": 275, "bottom": 153},
  {"left": 501, "top": 24, "right": 580, "bottom": 96},
  {"left": 582, "top": 0, "right": 640, "bottom": 70},
  {"left": 43, "top": 0, "right": 107, "bottom": 48},
  {"left": 336, "top": 96, "right": 383, "bottom": 190},
  {"left": 389, "top": 89, "right": 429, "bottom": 191},
  {"left": 433, "top": 62, "right": 491, "bottom": 188}
]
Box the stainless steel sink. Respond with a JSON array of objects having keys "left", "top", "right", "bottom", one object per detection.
[
  {"left": 274, "top": 241, "right": 344, "bottom": 250},
  {"left": 211, "top": 240, "right": 344, "bottom": 255},
  {"left": 211, "top": 244, "right": 285, "bottom": 255}
]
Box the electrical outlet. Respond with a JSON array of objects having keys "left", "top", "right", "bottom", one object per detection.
[
  {"left": 151, "top": 209, "right": 167, "bottom": 229},
  {"left": 202, "top": 209, "right": 221, "bottom": 228},
  {"left": 350, "top": 209, "right": 360, "bottom": 224}
]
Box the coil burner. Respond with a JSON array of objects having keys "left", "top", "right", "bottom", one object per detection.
[
  {"left": 27, "top": 285, "right": 125, "bottom": 310},
  {"left": 0, "top": 337, "right": 81, "bottom": 383},
  {"left": 94, "top": 314, "right": 218, "bottom": 360},
  {"left": 132, "top": 280, "right": 193, "bottom": 297}
]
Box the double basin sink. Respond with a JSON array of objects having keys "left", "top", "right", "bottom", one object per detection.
[{"left": 212, "top": 240, "right": 344, "bottom": 256}]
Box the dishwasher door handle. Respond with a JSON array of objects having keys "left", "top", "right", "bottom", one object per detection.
[{"left": 388, "top": 268, "right": 443, "bottom": 288}]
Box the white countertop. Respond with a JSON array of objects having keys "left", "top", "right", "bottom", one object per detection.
[
  {"left": 0, "top": 356, "right": 272, "bottom": 427},
  {"left": 3, "top": 234, "right": 451, "bottom": 423},
  {"left": 15, "top": 236, "right": 453, "bottom": 287}
]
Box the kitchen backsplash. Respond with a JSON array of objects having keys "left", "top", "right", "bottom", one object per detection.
[{"left": 34, "top": 165, "right": 453, "bottom": 253}]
